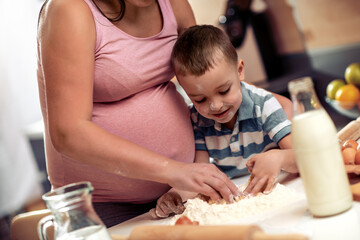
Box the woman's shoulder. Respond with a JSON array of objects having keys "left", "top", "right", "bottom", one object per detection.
[
  {"left": 38, "top": 0, "right": 95, "bottom": 43},
  {"left": 41, "top": 0, "right": 90, "bottom": 15},
  {"left": 39, "top": 0, "right": 93, "bottom": 30}
]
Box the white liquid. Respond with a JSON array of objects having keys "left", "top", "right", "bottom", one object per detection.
[
  {"left": 56, "top": 225, "right": 112, "bottom": 240},
  {"left": 292, "top": 109, "right": 352, "bottom": 217}
]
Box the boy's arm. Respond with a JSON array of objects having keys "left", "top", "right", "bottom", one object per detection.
[
  {"left": 194, "top": 150, "right": 210, "bottom": 163},
  {"left": 244, "top": 90, "right": 296, "bottom": 195},
  {"left": 277, "top": 134, "right": 298, "bottom": 173}
]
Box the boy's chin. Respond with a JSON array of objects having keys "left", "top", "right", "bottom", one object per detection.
[
  {"left": 216, "top": 119, "right": 232, "bottom": 124},
  {"left": 212, "top": 115, "right": 234, "bottom": 124}
]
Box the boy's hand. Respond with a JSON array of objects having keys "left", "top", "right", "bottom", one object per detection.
[
  {"left": 245, "top": 135, "right": 298, "bottom": 196},
  {"left": 244, "top": 149, "right": 283, "bottom": 195},
  {"left": 149, "top": 192, "right": 185, "bottom": 218}
]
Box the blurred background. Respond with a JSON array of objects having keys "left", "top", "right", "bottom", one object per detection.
[
  {"left": 0, "top": 0, "right": 45, "bottom": 239},
  {"left": 0, "top": 0, "right": 359, "bottom": 239}
]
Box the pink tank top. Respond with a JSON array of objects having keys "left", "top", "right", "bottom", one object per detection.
[{"left": 37, "top": 0, "right": 195, "bottom": 203}]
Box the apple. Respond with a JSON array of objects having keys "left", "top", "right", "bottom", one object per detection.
[
  {"left": 326, "top": 79, "right": 346, "bottom": 99},
  {"left": 345, "top": 63, "right": 360, "bottom": 86}
]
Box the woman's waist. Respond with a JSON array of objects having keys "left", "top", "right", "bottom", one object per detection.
[{"left": 49, "top": 160, "right": 172, "bottom": 203}]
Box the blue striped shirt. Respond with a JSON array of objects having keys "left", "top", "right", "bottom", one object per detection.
[{"left": 190, "top": 81, "right": 292, "bottom": 178}]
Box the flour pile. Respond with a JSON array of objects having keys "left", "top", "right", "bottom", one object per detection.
[{"left": 170, "top": 183, "right": 303, "bottom": 225}]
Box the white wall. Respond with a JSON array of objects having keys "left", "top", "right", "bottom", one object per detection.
[
  {"left": 0, "top": 0, "right": 43, "bottom": 215},
  {"left": 188, "top": 0, "right": 267, "bottom": 83}
]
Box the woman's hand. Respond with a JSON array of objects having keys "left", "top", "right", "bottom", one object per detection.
[
  {"left": 149, "top": 191, "right": 185, "bottom": 218},
  {"left": 166, "top": 162, "right": 240, "bottom": 203}
]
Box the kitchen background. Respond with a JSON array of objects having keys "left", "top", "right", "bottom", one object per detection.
[{"left": 0, "top": 0, "right": 359, "bottom": 239}]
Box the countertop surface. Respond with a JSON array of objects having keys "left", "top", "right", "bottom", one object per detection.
[{"left": 108, "top": 173, "right": 360, "bottom": 240}]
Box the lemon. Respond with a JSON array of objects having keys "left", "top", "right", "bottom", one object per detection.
[
  {"left": 345, "top": 63, "right": 360, "bottom": 86},
  {"left": 326, "top": 79, "right": 346, "bottom": 99}
]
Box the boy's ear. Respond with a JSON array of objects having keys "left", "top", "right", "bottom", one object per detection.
[{"left": 237, "top": 59, "right": 245, "bottom": 81}]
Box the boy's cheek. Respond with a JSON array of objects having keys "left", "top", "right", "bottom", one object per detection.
[{"left": 194, "top": 105, "right": 209, "bottom": 118}]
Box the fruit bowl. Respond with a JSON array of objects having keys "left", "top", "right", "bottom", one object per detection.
[{"left": 325, "top": 97, "right": 360, "bottom": 119}]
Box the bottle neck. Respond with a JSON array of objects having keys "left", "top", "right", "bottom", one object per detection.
[{"left": 291, "top": 87, "right": 322, "bottom": 116}]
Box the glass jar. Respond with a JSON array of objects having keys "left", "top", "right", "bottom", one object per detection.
[
  {"left": 288, "top": 77, "right": 352, "bottom": 217},
  {"left": 38, "top": 181, "right": 112, "bottom": 240}
]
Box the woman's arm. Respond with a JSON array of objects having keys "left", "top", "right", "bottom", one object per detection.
[
  {"left": 170, "top": 0, "right": 196, "bottom": 34},
  {"left": 38, "top": 0, "right": 238, "bottom": 202}
]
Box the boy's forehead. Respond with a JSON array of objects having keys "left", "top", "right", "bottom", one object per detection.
[
  {"left": 194, "top": 83, "right": 205, "bottom": 92},
  {"left": 181, "top": 58, "right": 236, "bottom": 82},
  {"left": 182, "top": 75, "right": 233, "bottom": 96}
]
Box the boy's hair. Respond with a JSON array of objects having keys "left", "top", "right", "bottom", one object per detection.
[{"left": 171, "top": 25, "right": 238, "bottom": 76}]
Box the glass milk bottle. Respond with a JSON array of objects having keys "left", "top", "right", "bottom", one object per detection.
[
  {"left": 288, "top": 77, "right": 352, "bottom": 217},
  {"left": 38, "top": 182, "right": 112, "bottom": 240}
]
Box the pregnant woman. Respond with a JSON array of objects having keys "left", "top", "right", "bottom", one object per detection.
[{"left": 37, "top": 0, "right": 239, "bottom": 227}]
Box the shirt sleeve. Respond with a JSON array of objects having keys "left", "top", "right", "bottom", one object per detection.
[
  {"left": 261, "top": 95, "right": 292, "bottom": 144},
  {"left": 190, "top": 106, "right": 208, "bottom": 151},
  {"left": 193, "top": 125, "right": 208, "bottom": 151}
]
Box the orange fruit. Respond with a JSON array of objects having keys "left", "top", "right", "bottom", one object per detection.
[
  {"left": 342, "top": 147, "right": 356, "bottom": 165},
  {"left": 175, "top": 216, "right": 199, "bottom": 225},
  {"left": 335, "top": 84, "right": 360, "bottom": 109}
]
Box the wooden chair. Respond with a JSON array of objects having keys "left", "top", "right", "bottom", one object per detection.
[{"left": 10, "top": 209, "right": 53, "bottom": 240}]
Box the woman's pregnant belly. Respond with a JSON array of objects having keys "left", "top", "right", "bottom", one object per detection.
[{"left": 83, "top": 82, "right": 195, "bottom": 202}]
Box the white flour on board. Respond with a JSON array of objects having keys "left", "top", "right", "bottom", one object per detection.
[{"left": 169, "top": 183, "right": 303, "bottom": 225}]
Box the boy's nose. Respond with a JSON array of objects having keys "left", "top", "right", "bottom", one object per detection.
[{"left": 209, "top": 99, "right": 223, "bottom": 111}]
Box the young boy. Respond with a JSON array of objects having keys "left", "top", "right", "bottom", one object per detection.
[{"left": 149, "top": 25, "right": 298, "bottom": 219}]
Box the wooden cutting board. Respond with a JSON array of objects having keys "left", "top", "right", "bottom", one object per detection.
[{"left": 337, "top": 117, "right": 360, "bottom": 146}]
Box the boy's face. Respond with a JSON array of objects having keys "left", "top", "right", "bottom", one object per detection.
[{"left": 178, "top": 58, "right": 245, "bottom": 127}]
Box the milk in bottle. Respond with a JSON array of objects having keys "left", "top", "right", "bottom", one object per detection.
[{"left": 288, "top": 77, "right": 352, "bottom": 217}]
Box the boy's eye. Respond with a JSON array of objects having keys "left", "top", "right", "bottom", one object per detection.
[
  {"left": 219, "top": 87, "right": 230, "bottom": 95},
  {"left": 194, "top": 98, "right": 206, "bottom": 103}
]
